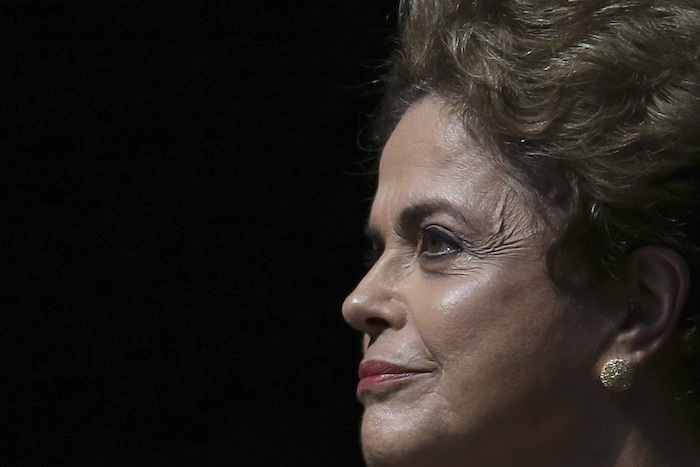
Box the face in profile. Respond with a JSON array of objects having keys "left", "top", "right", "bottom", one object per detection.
[{"left": 342, "top": 97, "right": 612, "bottom": 466}]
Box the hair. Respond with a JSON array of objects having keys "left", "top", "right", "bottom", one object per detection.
[{"left": 372, "top": 0, "right": 700, "bottom": 425}]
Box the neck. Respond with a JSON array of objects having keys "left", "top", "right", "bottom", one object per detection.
[
  {"left": 515, "top": 382, "right": 700, "bottom": 467},
  {"left": 610, "top": 384, "right": 700, "bottom": 467}
]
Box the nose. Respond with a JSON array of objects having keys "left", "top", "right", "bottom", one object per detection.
[{"left": 341, "top": 261, "right": 408, "bottom": 340}]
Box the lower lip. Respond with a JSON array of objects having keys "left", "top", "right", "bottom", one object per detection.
[{"left": 357, "top": 372, "right": 424, "bottom": 393}]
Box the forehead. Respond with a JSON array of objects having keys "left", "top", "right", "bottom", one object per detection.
[
  {"left": 371, "top": 98, "right": 513, "bottom": 228},
  {"left": 378, "top": 97, "right": 488, "bottom": 178}
]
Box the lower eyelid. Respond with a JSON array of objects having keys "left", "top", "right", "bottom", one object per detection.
[{"left": 421, "top": 247, "right": 460, "bottom": 259}]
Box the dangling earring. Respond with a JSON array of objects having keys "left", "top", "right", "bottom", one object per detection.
[{"left": 600, "top": 358, "right": 634, "bottom": 392}]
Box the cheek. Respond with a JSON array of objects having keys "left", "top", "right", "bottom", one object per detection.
[
  {"left": 409, "top": 272, "right": 517, "bottom": 355},
  {"left": 413, "top": 281, "right": 485, "bottom": 360},
  {"left": 410, "top": 268, "right": 583, "bottom": 382},
  {"left": 406, "top": 268, "right": 604, "bottom": 444}
]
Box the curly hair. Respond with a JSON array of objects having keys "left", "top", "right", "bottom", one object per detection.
[{"left": 373, "top": 0, "right": 700, "bottom": 425}]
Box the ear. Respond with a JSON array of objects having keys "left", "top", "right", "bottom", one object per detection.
[{"left": 610, "top": 246, "right": 690, "bottom": 366}]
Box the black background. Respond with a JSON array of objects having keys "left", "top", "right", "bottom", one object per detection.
[{"left": 4, "top": 1, "right": 396, "bottom": 465}]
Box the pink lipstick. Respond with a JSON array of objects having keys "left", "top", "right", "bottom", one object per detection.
[{"left": 357, "top": 359, "right": 428, "bottom": 393}]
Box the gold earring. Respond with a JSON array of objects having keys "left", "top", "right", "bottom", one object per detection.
[{"left": 600, "top": 358, "right": 634, "bottom": 392}]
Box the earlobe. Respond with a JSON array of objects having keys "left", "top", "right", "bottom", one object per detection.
[{"left": 615, "top": 246, "right": 690, "bottom": 365}]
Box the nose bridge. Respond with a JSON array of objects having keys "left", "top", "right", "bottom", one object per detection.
[{"left": 342, "top": 252, "right": 408, "bottom": 334}]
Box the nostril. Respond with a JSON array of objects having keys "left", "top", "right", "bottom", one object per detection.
[{"left": 366, "top": 316, "right": 390, "bottom": 328}]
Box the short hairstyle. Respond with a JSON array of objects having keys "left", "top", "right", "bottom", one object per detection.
[{"left": 373, "top": 0, "right": 700, "bottom": 425}]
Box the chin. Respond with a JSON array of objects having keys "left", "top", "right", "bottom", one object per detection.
[
  {"left": 361, "top": 440, "right": 462, "bottom": 467},
  {"left": 361, "top": 439, "right": 432, "bottom": 467},
  {"left": 361, "top": 410, "right": 421, "bottom": 467},
  {"left": 360, "top": 409, "right": 464, "bottom": 467}
]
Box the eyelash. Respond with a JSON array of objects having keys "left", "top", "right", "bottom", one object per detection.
[
  {"left": 363, "top": 225, "right": 462, "bottom": 269},
  {"left": 419, "top": 225, "right": 462, "bottom": 259}
]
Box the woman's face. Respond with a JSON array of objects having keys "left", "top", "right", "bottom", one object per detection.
[{"left": 342, "top": 97, "right": 613, "bottom": 466}]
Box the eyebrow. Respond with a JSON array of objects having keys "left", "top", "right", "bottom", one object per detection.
[{"left": 364, "top": 200, "right": 470, "bottom": 242}]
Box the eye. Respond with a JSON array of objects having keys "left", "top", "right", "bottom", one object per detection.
[{"left": 420, "top": 226, "right": 461, "bottom": 258}]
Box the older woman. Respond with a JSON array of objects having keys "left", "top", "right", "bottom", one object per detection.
[{"left": 342, "top": 0, "right": 700, "bottom": 465}]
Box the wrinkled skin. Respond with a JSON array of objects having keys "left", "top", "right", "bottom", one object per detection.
[{"left": 342, "top": 97, "right": 616, "bottom": 467}]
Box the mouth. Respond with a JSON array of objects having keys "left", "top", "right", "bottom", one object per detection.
[{"left": 357, "top": 359, "right": 431, "bottom": 395}]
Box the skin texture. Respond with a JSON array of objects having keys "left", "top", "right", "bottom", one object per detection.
[{"left": 342, "top": 97, "right": 621, "bottom": 466}]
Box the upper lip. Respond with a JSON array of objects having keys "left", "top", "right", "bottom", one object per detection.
[{"left": 358, "top": 359, "right": 427, "bottom": 379}]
